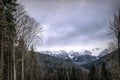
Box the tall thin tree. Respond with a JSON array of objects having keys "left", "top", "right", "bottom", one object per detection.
[{"left": 109, "top": 9, "right": 120, "bottom": 66}]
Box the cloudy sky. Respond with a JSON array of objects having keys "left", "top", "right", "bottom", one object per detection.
[{"left": 18, "top": 0, "right": 120, "bottom": 51}]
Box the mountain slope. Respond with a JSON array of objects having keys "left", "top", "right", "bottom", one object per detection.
[
  {"left": 73, "top": 55, "right": 96, "bottom": 65},
  {"left": 97, "top": 49, "right": 109, "bottom": 58},
  {"left": 35, "top": 52, "right": 89, "bottom": 80},
  {"left": 82, "top": 49, "right": 118, "bottom": 69},
  {"left": 36, "top": 52, "right": 88, "bottom": 71},
  {"left": 82, "top": 49, "right": 120, "bottom": 80}
]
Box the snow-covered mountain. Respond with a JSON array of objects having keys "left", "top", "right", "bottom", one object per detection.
[
  {"left": 72, "top": 55, "right": 96, "bottom": 65},
  {"left": 39, "top": 48, "right": 108, "bottom": 65},
  {"left": 40, "top": 50, "right": 92, "bottom": 59},
  {"left": 97, "top": 49, "right": 109, "bottom": 58}
]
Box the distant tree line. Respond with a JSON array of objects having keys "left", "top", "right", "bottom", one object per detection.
[
  {"left": 43, "top": 66, "right": 88, "bottom": 80},
  {"left": 41, "top": 62, "right": 112, "bottom": 80}
]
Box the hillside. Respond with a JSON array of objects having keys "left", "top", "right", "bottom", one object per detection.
[
  {"left": 73, "top": 55, "right": 96, "bottom": 65},
  {"left": 82, "top": 49, "right": 120, "bottom": 80},
  {"left": 82, "top": 50, "right": 118, "bottom": 69},
  {"left": 35, "top": 50, "right": 120, "bottom": 80},
  {"left": 35, "top": 52, "right": 89, "bottom": 80}
]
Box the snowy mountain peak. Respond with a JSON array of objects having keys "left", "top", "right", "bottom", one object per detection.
[
  {"left": 39, "top": 48, "right": 108, "bottom": 59},
  {"left": 39, "top": 48, "right": 108, "bottom": 65}
]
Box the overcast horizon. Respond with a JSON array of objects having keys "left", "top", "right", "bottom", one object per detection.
[{"left": 18, "top": 0, "right": 120, "bottom": 53}]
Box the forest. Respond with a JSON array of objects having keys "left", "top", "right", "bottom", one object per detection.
[{"left": 0, "top": 0, "right": 120, "bottom": 80}]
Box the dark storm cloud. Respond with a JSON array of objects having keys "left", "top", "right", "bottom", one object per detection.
[{"left": 19, "top": 0, "right": 120, "bottom": 49}]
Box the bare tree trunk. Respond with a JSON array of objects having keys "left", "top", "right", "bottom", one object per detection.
[
  {"left": 0, "top": 31, "right": 4, "bottom": 80},
  {"left": 8, "top": 56, "right": 10, "bottom": 80},
  {"left": 13, "top": 39, "right": 16, "bottom": 80},
  {"left": 118, "top": 12, "right": 120, "bottom": 67},
  {"left": 0, "top": 0, "right": 4, "bottom": 79},
  {"left": 66, "top": 70, "right": 70, "bottom": 80},
  {"left": 0, "top": 30, "right": 1, "bottom": 74},
  {"left": 22, "top": 55, "right": 24, "bottom": 80},
  {"left": 10, "top": 56, "right": 13, "bottom": 80},
  {"left": 32, "top": 52, "right": 35, "bottom": 80},
  {"left": 118, "top": 36, "right": 120, "bottom": 67}
]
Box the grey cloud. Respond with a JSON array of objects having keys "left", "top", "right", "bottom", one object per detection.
[{"left": 19, "top": 0, "right": 120, "bottom": 49}]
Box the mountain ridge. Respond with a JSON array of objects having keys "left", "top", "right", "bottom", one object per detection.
[{"left": 38, "top": 48, "right": 109, "bottom": 65}]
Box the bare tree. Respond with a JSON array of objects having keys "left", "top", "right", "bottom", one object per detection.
[
  {"left": 15, "top": 5, "right": 43, "bottom": 80},
  {"left": 108, "top": 42, "right": 117, "bottom": 53},
  {"left": 109, "top": 9, "right": 120, "bottom": 66},
  {"left": 15, "top": 5, "right": 42, "bottom": 49}
]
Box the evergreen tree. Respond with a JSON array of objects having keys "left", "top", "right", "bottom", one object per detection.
[
  {"left": 0, "top": 0, "right": 17, "bottom": 80},
  {"left": 88, "top": 64, "right": 98, "bottom": 80},
  {"left": 0, "top": 0, "right": 5, "bottom": 79},
  {"left": 101, "top": 62, "right": 112, "bottom": 80},
  {"left": 5, "top": 0, "right": 17, "bottom": 79},
  {"left": 70, "top": 66, "right": 77, "bottom": 80}
]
